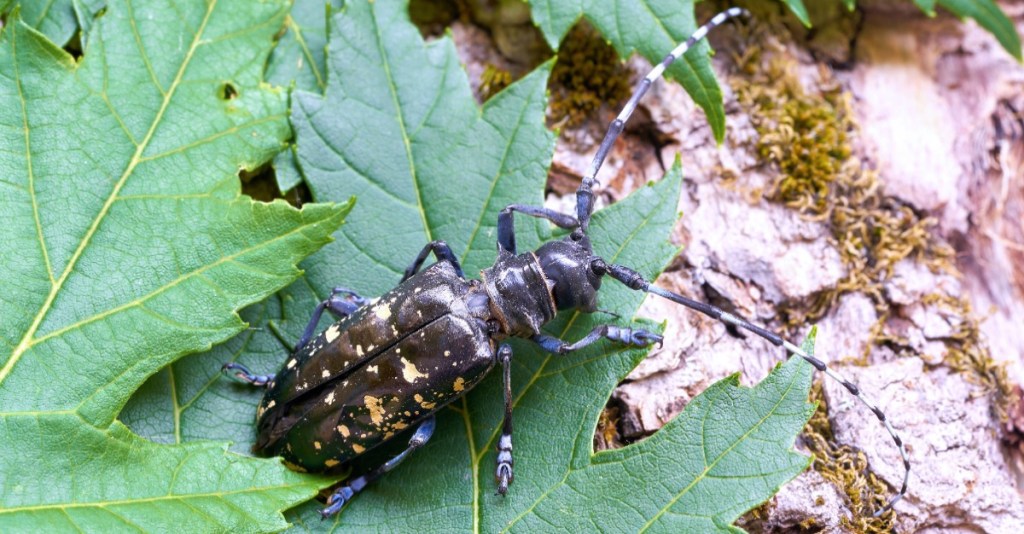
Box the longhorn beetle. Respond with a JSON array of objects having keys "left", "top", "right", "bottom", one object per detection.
[{"left": 223, "top": 7, "right": 909, "bottom": 519}]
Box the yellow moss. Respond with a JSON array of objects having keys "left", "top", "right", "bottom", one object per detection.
[
  {"left": 922, "top": 293, "right": 1015, "bottom": 419},
  {"left": 548, "top": 22, "right": 632, "bottom": 128},
  {"left": 479, "top": 63, "right": 512, "bottom": 101},
  {"left": 594, "top": 406, "right": 623, "bottom": 451}
]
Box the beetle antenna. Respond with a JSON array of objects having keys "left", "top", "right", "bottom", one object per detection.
[
  {"left": 575, "top": 7, "right": 749, "bottom": 233},
  {"left": 592, "top": 258, "right": 909, "bottom": 515}
]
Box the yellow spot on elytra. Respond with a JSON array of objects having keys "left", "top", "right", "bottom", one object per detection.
[
  {"left": 356, "top": 345, "right": 364, "bottom": 356},
  {"left": 414, "top": 394, "right": 424, "bottom": 403},
  {"left": 325, "top": 324, "right": 341, "bottom": 343},
  {"left": 401, "top": 358, "right": 428, "bottom": 383},
  {"left": 325, "top": 459, "right": 340, "bottom": 468},
  {"left": 367, "top": 365, "right": 379, "bottom": 374},
  {"left": 314, "top": 441, "right": 322, "bottom": 450},
  {"left": 266, "top": 400, "right": 276, "bottom": 409},
  {"left": 421, "top": 401, "right": 436, "bottom": 409},
  {"left": 337, "top": 425, "right": 350, "bottom": 437},
  {"left": 444, "top": 350, "right": 451, "bottom": 357},
  {"left": 384, "top": 432, "right": 394, "bottom": 439},
  {"left": 393, "top": 421, "right": 408, "bottom": 430},
  {"left": 365, "top": 395, "right": 385, "bottom": 425},
  {"left": 374, "top": 304, "right": 392, "bottom": 320},
  {"left": 286, "top": 359, "right": 297, "bottom": 369},
  {"left": 453, "top": 377, "right": 465, "bottom": 392},
  {"left": 325, "top": 391, "right": 335, "bottom": 405},
  {"left": 396, "top": 348, "right": 401, "bottom": 354},
  {"left": 367, "top": 344, "right": 376, "bottom": 352},
  {"left": 321, "top": 369, "right": 330, "bottom": 378},
  {"left": 352, "top": 443, "right": 365, "bottom": 454}
]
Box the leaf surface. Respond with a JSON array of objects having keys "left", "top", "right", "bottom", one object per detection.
[
  {"left": 125, "top": 1, "right": 816, "bottom": 531},
  {"left": 265, "top": 0, "right": 344, "bottom": 193},
  {"left": 0, "top": 0, "right": 346, "bottom": 530}
]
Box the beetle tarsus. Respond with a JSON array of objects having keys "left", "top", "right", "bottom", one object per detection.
[{"left": 319, "top": 486, "right": 355, "bottom": 519}]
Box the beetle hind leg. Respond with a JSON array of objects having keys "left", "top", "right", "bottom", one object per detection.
[
  {"left": 319, "top": 415, "right": 437, "bottom": 519},
  {"left": 221, "top": 362, "right": 273, "bottom": 387},
  {"left": 402, "top": 240, "right": 464, "bottom": 281}
]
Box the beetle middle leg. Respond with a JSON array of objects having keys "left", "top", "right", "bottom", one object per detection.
[
  {"left": 531, "top": 324, "right": 664, "bottom": 354},
  {"left": 319, "top": 415, "right": 437, "bottom": 518}
]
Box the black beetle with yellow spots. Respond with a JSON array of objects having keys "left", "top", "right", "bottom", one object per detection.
[{"left": 222, "top": 8, "right": 908, "bottom": 518}]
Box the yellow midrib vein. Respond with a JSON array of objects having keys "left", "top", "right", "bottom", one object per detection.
[
  {"left": 0, "top": 0, "right": 220, "bottom": 386},
  {"left": 369, "top": 8, "right": 433, "bottom": 245}
]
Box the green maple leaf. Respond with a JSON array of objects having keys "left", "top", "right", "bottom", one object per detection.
[
  {"left": 123, "top": 1, "right": 816, "bottom": 531},
  {"left": 0, "top": 0, "right": 350, "bottom": 531}
]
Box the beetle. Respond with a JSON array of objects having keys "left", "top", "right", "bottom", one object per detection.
[{"left": 223, "top": 7, "right": 909, "bottom": 519}]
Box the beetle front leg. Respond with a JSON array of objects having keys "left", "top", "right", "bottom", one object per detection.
[
  {"left": 531, "top": 324, "right": 663, "bottom": 354},
  {"left": 495, "top": 344, "right": 514, "bottom": 495},
  {"left": 319, "top": 415, "right": 437, "bottom": 519}
]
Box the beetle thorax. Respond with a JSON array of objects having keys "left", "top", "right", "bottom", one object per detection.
[{"left": 480, "top": 252, "right": 556, "bottom": 337}]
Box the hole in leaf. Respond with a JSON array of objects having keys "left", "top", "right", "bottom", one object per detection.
[
  {"left": 239, "top": 161, "right": 309, "bottom": 207},
  {"left": 218, "top": 82, "right": 239, "bottom": 100},
  {"left": 64, "top": 31, "right": 84, "bottom": 60}
]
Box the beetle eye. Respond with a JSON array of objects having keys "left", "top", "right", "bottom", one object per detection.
[{"left": 570, "top": 229, "right": 584, "bottom": 241}]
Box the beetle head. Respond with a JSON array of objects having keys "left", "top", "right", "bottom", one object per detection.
[{"left": 535, "top": 230, "right": 601, "bottom": 313}]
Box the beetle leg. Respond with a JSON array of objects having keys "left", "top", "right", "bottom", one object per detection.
[
  {"left": 402, "top": 240, "right": 464, "bottom": 281},
  {"left": 319, "top": 415, "right": 437, "bottom": 519},
  {"left": 498, "top": 205, "right": 579, "bottom": 254},
  {"left": 220, "top": 362, "right": 274, "bottom": 387},
  {"left": 531, "top": 324, "right": 663, "bottom": 354},
  {"left": 495, "top": 344, "right": 514, "bottom": 495},
  {"left": 296, "top": 287, "right": 369, "bottom": 350}
]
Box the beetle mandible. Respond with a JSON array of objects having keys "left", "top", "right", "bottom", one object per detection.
[{"left": 223, "top": 7, "right": 909, "bottom": 519}]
